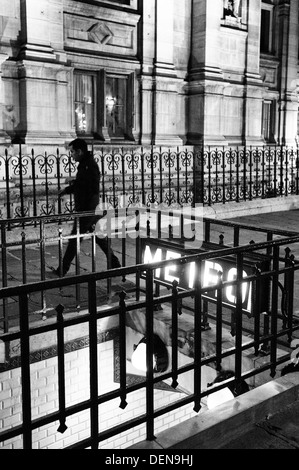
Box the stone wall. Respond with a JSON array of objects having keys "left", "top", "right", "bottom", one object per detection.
[{"left": 0, "top": 331, "right": 195, "bottom": 449}]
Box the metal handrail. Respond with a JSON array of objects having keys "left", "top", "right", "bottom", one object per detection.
[{"left": 0, "top": 210, "right": 299, "bottom": 449}]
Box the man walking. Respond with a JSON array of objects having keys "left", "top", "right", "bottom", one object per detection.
[{"left": 51, "top": 138, "right": 121, "bottom": 276}]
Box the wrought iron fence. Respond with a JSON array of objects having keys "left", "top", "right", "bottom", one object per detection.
[
  {"left": 0, "top": 209, "right": 299, "bottom": 449},
  {"left": 0, "top": 144, "right": 298, "bottom": 222},
  {"left": 202, "top": 145, "right": 299, "bottom": 205}
]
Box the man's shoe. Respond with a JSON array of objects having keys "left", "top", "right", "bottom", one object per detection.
[
  {"left": 47, "top": 268, "right": 63, "bottom": 278},
  {"left": 111, "top": 256, "right": 121, "bottom": 269}
]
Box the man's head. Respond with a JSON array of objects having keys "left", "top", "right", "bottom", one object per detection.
[{"left": 68, "top": 138, "right": 88, "bottom": 162}]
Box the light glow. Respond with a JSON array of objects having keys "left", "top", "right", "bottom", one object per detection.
[
  {"left": 131, "top": 343, "right": 156, "bottom": 372},
  {"left": 206, "top": 387, "right": 235, "bottom": 410}
]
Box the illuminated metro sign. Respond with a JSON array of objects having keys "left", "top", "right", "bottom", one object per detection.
[{"left": 141, "top": 239, "right": 270, "bottom": 315}]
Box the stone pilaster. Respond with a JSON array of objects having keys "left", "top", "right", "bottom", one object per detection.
[
  {"left": 188, "top": 0, "right": 226, "bottom": 146},
  {"left": 140, "top": 0, "right": 183, "bottom": 146},
  {"left": 0, "top": 53, "right": 11, "bottom": 143},
  {"left": 242, "top": 0, "right": 264, "bottom": 146},
  {"left": 277, "top": 0, "right": 299, "bottom": 146},
  {"left": 19, "top": 0, "right": 57, "bottom": 61}
]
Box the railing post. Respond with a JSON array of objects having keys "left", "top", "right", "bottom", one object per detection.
[
  {"left": 19, "top": 293, "right": 32, "bottom": 449},
  {"left": 216, "top": 270, "right": 223, "bottom": 372},
  {"left": 208, "top": 147, "right": 212, "bottom": 205},
  {"left": 56, "top": 304, "right": 68, "bottom": 435},
  {"left": 222, "top": 147, "right": 226, "bottom": 204},
  {"left": 119, "top": 290, "right": 128, "bottom": 410},
  {"left": 242, "top": 146, "right": 247, "bottom": 201},
  {"left": 4, "top": 148, "right": 11, "bottom": 222},
  {"left": 39, "top": 219, "right": 47, "bottom": 320},
  {"left": 296, "top": 146, "right": 299, "bottom": 195},
  {"left": 193, "top": 259, "right": 202, "bottom": 413},
  {"left": 141, "top": 148, "right": 146, "bottom": 206},
  {"left": 192, "top": 146, "right": 204, "bottom": 205},
  {"left": 56, "top": 148, "right": 62, "bottom": 216},
  {"left": 176, "top": 148, "right": 180, "bottom": 206},
  {"left": 236, "top": 147, "right": 240, "bottom": 203},
  {"left": 121, "top": 148, "right": 126, "bottom": 205},
  {"left": 31, "top": 149, "right": 37, "bottom": 221},
  {"left": 88, "top": 281, "right": 99, "bottom": 448},
  {"left": 261, "top": 147, "right": 265, "bottom": 198},
  {"left": 145, "top": 267, "right": 155, "bottom": 441},
  {"left": 234, "top": 252, "right": 243, "bottom": 395},
  {"left": 284, "top": 247, "right": 295, "bottom": 345},
  {"left": 273, "top": 146, "right": 277, "bottom": 196},
  {"left": 21, "top": 231, "right": 27, "bottom": 284},
  {"left": 75, "top": 216, "right": 81, "bottom": 308},
  {"left": 253, "top": 263, "right": 262, "bottom": 356},
  {"left": 171, "top": 280, "right": 179, "bottom": 389},
  {"left": 249, "top": 146, "right": 253, "bottom": 200},
  {"left": 270, "top": 245, "right": 279, "bottom": 378},
  {"left": 285, "top": 146, "right": 289, "bottom": 197}
]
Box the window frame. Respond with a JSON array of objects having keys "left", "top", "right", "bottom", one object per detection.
[
  {"left": 262, "top": 100, "right": 276, "bottom": 143},
  {"left": 87, "top": 0, "right": 138, "bottom": 10},
  {"left": 74, "top": 71, "right": 97, "bottom": 137},
  {"left": 260, "top": 2, "right": 274, "bottom": 54},
  {"left": 73, "top": 69, "right": 135, "bottom": 142},
  {"left": 221, "top": 0, "right": 247, "bottom": 30}
]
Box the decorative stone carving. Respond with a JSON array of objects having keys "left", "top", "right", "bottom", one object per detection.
[
  {"left": 88, "top": 23, "right": 113, "bottom": 45},
  {"left": 64, "top": 9, "right": 140, "bottom": 56}
]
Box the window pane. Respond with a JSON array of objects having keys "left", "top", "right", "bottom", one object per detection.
[
  {"left": 74, "top": 74, "right": 95, "bottom": 134},
  {"left": 260, "top": 9, "right": 271, "bottom": 53},
  {"left": 106, "top": 77, "right": 127, "bottom": 138},
  {"left": 262, "top": 102, "right": 271, "bottom": 141}
]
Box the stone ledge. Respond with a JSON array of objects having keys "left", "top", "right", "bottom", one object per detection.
[
  {"left": 128, "top": 372, "right": 299, "bottom": 450},
  {"left": 202, "top": 195, "right": 299, "bottom": 220}
]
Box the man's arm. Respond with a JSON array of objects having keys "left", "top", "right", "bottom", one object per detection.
[{"left": 58, "top": 177, "right": 76, "bottom": 197}]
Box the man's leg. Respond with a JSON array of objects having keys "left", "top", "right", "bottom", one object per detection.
[
  {"left": 96, "top": 236, "right": 121, "bottom": 268},
  {"left": 60, "top": 237, "right": 78, "bottom": 275},
  {"left": 56, "top": 219, "right": 87, "bottom": 275}
]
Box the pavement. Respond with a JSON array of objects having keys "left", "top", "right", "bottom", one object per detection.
[{"left": 220, "top": 398, "right": 299, "bottom": 449}]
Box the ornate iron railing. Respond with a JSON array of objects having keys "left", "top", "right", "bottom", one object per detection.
[
  {"left": 0, "top": 144, "right": 298, "bottom": 221},
  {"left": 202, "top": 145, "right": 299, "bottom": 205}
]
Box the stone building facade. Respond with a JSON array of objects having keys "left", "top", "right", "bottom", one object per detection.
[{"left": 0, "top": 0, "right": 298, "bottom": 149}]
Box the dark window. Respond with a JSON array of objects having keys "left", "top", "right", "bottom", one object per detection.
[
  {"left": 74, "top": 73, "right": 96, "bottom": 135},
  {"left": 221, "top": 0, "right": 247, "bottom": 27},
  {"left": 260, "top": 8, "right": 272, "bottom": 53},
  {"left": 74, "top": 71, "right": 134, "bottom": 141},
  {"left": 262, "top": 101, "right": 275, "bottom": 142},
  {"left": 106, "top": 76, "right": 127, "bottom": 139}
]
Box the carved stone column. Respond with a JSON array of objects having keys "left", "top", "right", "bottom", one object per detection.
[
  {"left": 154, "top": 0, "right": 175, "bottom": 75},
  {"left": 188, "top": 0, "right": 226, "bottom": 146},
  {"left": 140, "top": 0, "right": 183, "bottom": 145},
  {"left": 19, "top": 0, "right": 56, "bottom": 61},
  {"left": 277, "top": 0, "right": 299, "bottom": 146},
  {"left": 242, "top": 0, "right": 264, "bottom": 146},
  {"left": 0, "top": 53, "right": 10, "bottom": 143}
]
